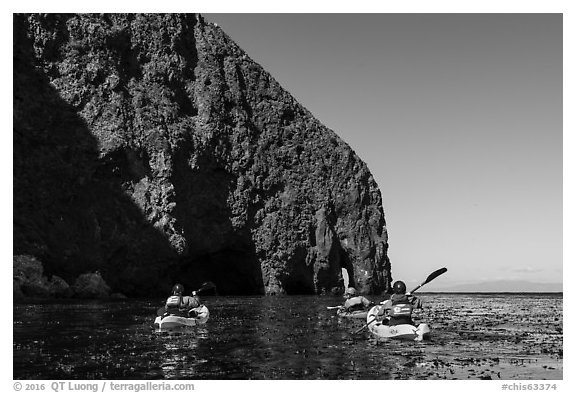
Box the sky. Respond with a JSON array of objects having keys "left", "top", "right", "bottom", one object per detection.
[{"left": 202, "top": 13, "right": 564, "bottom": 290}]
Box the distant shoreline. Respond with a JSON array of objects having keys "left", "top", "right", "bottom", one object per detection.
[{"left": 418, "top": 291, "right": 563, "bottom": 295}]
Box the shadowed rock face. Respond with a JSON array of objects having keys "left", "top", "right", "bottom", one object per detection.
[{"left": 13, "top": 13, "right": 391, "bottom": 296}]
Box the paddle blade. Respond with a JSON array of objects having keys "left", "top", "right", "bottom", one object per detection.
[
  {"left": 197, "top": 281, "right": 216, "bottom": 293},
  {"left": 423, "top": 267, "right": 447, "bottom": 285},
  {"left": 409, "top": 267, "right": 448, "bottom": 294}
]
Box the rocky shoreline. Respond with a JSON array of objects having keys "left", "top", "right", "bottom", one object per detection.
[{"left": 14, "top": 255, "right": 125, "bottom": 300}]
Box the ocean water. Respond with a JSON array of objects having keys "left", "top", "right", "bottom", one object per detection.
[{"left": 13, "top": 293, "right": 562, "bottom": 380}]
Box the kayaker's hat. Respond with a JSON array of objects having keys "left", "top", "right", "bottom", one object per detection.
[
  {"left": 392, "top": 281, "right": 406, "bottom": 294},
  {"left": 344, "top": 287, "right": 357, "bottom": 297},
  {"left": 172, "top": 283, "right": 185, "bottom": 295}
]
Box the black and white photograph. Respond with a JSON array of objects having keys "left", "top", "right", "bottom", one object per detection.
[{"left": 8, "top": 1, "right": 569, "bottom": 389}]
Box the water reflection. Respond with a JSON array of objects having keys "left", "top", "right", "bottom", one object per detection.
[{"left": 159, "top": 338, "right": 200, "bottom": 379}]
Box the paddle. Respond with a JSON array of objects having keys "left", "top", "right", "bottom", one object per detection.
[
  {"left": 194, "top": 281, "right": 216, "bottom": 294},
  {"left": 352, "top": 267, "right": 447, "bottom": 334},
  {"left": 156, "top": 281, "right": 217, "bottom": 316},
  {"left": 326, "top": 306, "right": 343, "bottom": 310}
]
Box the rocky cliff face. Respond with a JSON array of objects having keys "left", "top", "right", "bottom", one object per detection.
[{"left": 14, "top": 13, "right": 391, "bottom": 296}]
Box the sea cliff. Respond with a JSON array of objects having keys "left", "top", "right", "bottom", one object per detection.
[{"left": 14, "top": 14, "right": 391, "bottom": 296}]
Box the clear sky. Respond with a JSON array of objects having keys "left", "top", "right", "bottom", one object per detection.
[{"left": 203, "top": 13, "right": 563, "bottom": 290}]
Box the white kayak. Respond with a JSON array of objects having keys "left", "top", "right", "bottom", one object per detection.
[
  {"left": 337, "top": 308, "right": 369, "bottom": 319},
  {"left": 366, "top": 305, "right": 430, "bottom": 341},
  {"left": 154, "top": 305, "right": 210, "bottom": 329}
]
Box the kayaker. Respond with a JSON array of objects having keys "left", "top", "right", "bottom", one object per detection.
[
  {"left": 378, "top": 280, "right": 422, "bottom": 326},
  {"left": 342, "top": 287, "right": 374, "bottom": 312},
  {"left": 186, "top": 290, "right": 202, "bottom": 317},
  {"left": 165, "top": 283, "right": 202, "bottom": 316}
]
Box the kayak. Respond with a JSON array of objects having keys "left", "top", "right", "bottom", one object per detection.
[
  {"left": 154, "top": 305, "right": 210, "bottom": 329},
  {"left": 337, "top": 308, "right": 369, "bottom": 319},
  {"left": 366, "top": 305, "right": 430, "bottom": 341}
]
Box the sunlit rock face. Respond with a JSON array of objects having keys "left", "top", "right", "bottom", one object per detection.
[{"left": 14, "top": 13, "right": 391, "bottom": 296}]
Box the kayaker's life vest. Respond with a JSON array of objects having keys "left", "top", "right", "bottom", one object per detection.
[
  {"left": 165, "top": 295, "right": 201, "bottom": 314},
  {"left": 388, "top": 294, "right": 414, "bottom": 326},
  {"left": 165, "top": 295, "right": 183, "bottom": 312}
]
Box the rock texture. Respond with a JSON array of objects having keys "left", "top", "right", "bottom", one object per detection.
[
  {"left": 72, "top": 272, "right": 112, "bottom": 299},
  {"left": 14, "top": 255, "right": 73, "bottom": 298},
  {"left": 13, "top": 13, "right": 391, "bottom": 296}
]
